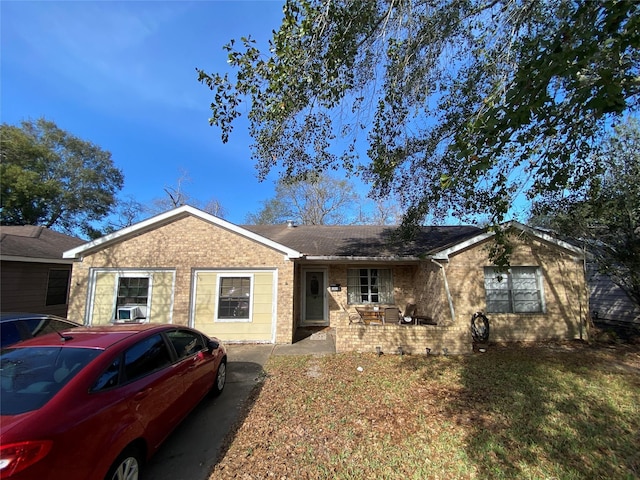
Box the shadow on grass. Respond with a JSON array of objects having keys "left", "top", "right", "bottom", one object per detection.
[{"left": 454, "top": 345, "right": 640, "bottom": 479}]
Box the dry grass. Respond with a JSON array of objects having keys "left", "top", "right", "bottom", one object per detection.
[{"left": 211, "top": 342, "right": 640, "bottom": 479}]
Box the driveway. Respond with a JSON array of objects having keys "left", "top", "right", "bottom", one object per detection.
[
  {"left": 143, "top": 344, "right": 273, "bottom": 480},
  {"left": 143, "top": 328, "right": 335, "bottom": 479}
]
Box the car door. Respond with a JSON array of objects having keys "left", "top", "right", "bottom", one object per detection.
[
  {"left": 165, "top": 329, "right": 214, "bottom": 404},
  {"left": 118, "top": 333, "right": 186, "bottom": 449}
]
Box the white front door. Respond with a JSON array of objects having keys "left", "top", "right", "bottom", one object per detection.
[{"left": 301, "top": 269, "right": 328, "bottom": 326}]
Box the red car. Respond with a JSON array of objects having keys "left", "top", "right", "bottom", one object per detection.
[{"left": 0, "top": 323, "right": 227, "bottom": 480}]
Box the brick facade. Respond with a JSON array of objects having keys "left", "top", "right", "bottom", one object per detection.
[
  {"left": 327, "top": 232, "right": 587, "bottom": 354},
  {"left": 66, "top": 210, "right": 587, "bottom": 352},
  {"left": 67, "top": 216, "right": 296, "bottom": 344}
]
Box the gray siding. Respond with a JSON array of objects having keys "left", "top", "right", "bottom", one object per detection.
[
  {"left": 588, "top": 264, "right": 640, "bottom": 325},
  {"left": 1, "top": 261, "right": 73, "bottom": 318}
]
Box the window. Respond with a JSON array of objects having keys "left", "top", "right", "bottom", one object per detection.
[
  {"left": 93, "top": 356, "right": 122, "bottom": 391},
  {"left": 122, "top": 334, "right": 172, "bottom": 383},
  {"left": 484, "top": 267, "right": 544, "bottom": 313},
  {"left": 1, "top": 347, "right": 101, "bottom": 414},
  {"left": 218, "top": 277, "right": 251, "bottom": 319},
  {"left": 346, "top": 268, "right": 393, "bottom": 304},
  {"left": 166, "top": 330, "right": 206, "bottom": 360},
  {"left": 92, "top": 334, "right": 175, "bottom": 391},
  {"left": 117, "top": 277, "right": 149, "bottom": 307},
  {"left": 46, "top": 269, "right": 70, "bottom": 306},
  {"left": 23, "top": 318, "right": 79, "bottom": 337}
]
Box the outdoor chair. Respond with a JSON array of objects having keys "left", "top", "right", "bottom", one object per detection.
[
  {"left": 384, "top": 307, "right": 402, "bottom": 324},
  {"left": 341, "top": 301, "right": 364, "bottom": 324}
]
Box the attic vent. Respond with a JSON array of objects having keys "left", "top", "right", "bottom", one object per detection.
[{"left": 287, "top": 220, "right": 295, "bottom": 228}]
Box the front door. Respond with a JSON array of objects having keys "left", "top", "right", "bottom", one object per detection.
[{"left": 301, "top": 269, "right": 328, "bottom": 326}]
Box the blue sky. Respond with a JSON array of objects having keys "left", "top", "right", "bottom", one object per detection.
[{"left": 1, "top": 0, "right": 317, "bottom": 225}]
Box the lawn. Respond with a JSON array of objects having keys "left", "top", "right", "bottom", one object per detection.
[{"left": 211, "top": 342, "right": 640, "bottom": 479}]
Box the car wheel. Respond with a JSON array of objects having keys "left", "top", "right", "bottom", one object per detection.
[
  {"left": 212, "top": 359, "right": 226, "bottom": 396},
  {"left": 106, "top": 446, "right": 143, "bottom": 480}
]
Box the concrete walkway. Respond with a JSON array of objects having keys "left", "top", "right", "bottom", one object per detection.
[{"left": 272, "top": 326, "right": 336, "bottom": 356}]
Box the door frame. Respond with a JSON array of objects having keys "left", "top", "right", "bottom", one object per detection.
[{"left": 300, "top": 267, "right": 329, "bottom": 326}]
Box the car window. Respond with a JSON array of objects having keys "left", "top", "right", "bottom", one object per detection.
[
  {"left": 92, "top": 356, "right": 122, "bottom": 392},
  {"left": 122, "top": 334, "right": 172, "bottom": 383},
  {"left": 0, "top": 322, "right": 23, "bottom": 348},
  {"left": 23, "top": 318, "right": 78, "bottom": 338},
  {"left": 0, "top": 347, "right": 101, "bottom": 415},
  {"left": 166, "top": 330, "right": 205, "bottom": 360}
]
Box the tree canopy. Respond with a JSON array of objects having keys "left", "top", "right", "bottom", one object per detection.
[
  {"left": 246, "top": 173, "right": 358, "bottom": 224},
  {"left": 531, "top": 117, "right": 640, "bottom": 307},
  {"left": 198, "top": 0, "right": 639, "bottom": 236},
  {"left": 1, "top": 118, "right": 124, "bottom": 238}
]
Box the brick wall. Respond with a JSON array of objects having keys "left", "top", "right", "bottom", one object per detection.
[
  {"left": 443, "top": 233, "right": 588, "bottom": 343},
  {"left": 329, "top": 231, "right": 587, "bottom": 353},
  {"left": 335, "top": 323, "right": 473, "bottom": 355},
  {"left": 67, "top": 216, "right": 296, "bottom": 343}
]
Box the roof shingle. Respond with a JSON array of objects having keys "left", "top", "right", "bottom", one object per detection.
[
  {"left": 243, "top": 224, "right": 482, "bottom": 257},
  {"left": 0, "top": 226, "right": 84, "bottom": 260}
]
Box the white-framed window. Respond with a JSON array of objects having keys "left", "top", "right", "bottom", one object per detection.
[
  {"left": 115, "top": 273, "right": 152, "bottom": 321},
  {"left": 346, "top": 268, "right": 393, "bottom": 304},
  {"left": 87, "top": 269, "right": 175, "bottom": 326},
  {"left": 484, "top": 266, "right": 545, "bottom": 313},
  {"left": 217, "top": 275, "right": 253, "bottom": 321}
]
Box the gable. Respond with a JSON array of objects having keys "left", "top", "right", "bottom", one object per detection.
[
  {"left": 430, "top": 222, "right": 583, "bottom": 261},
  {"left": 64, "top": 205, "right": 301, "bottom": 260},
  {"left": 70, "top": 215, "right": 300, "bottom": 269}
]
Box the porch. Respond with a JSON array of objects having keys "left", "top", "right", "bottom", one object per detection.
[
  {"left": 335, "top": 322, "right": 473, "bottom": 355},
  {"left": 289, "top": 321, "right": 472, "bottom": 356}
]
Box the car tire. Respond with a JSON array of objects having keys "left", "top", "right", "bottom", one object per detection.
[
  {"left": 105, "top": 446, "right": 143, "bottom": 480},
  {"left": 212, "top": 359, "right": 226, "bottom": 396}
]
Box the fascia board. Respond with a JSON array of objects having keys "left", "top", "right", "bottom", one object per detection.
[
  {"left": 515, "top": 222, "right": 583, "bottom": 255},
  {"left": 1, "top": 255, "right": 76, "bottom": 264},
  {"left": 431, "top": 221, "right": 583, "bottom": 260},
  {"left": 304, "top": 256, "right": 422, "bottom": 262},
  {"left": 431, "top": 231, "right": 495, "bottom": 260}
]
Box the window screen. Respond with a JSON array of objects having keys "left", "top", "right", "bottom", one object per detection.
[
  {"left": 484, "top": 267, "right": 544, "bottom": 313},
  {"left": 117, "top": 277, "right": 149, "bottom": 306},
  {"left": 218, "top": 277, "right": 251, "bottom": 319}
]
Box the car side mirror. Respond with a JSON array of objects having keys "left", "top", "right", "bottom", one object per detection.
[{"left": 207, "top": 340, "right": 219, "bottom": 353}]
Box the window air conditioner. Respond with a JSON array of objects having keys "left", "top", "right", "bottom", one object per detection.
[{"left": 115, "top": 306, "right": 145, "bottom": 322}]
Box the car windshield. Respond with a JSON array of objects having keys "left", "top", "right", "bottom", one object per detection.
[{"left": 0, "top": 347, "right": 101, "bottom": 415}]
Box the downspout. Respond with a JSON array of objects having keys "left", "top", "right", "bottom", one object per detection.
[
  {"left": 431, "top": 258, "right": 455, "bottom": 323},
  {"left": 581, "top": 242, "right": 588, "bottom": 341}
]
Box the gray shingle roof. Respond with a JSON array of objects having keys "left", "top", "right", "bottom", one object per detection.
[
  {"left": 242, "top": 224, "right": 482, "bottom": 258},
  {"left": 0, "top": 226, "right": 84, "bottom": 260}
]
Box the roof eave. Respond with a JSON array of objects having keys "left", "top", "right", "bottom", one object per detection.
[
  {"left": 304, "top": 255, "right": 422, "bottom": 263},
  {"left": 1, "top": 255, "right": 76, "bottom": 265},
  {"left": 431, "top": 221, "right": 584, "bottom": 260}
]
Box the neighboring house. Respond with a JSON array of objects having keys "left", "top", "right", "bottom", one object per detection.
[
  {"left": 1, "top": 226, "right": 85, "bottom": 317},
  {"left": 587, "top": 263, "right": 640, "bottom": 326},
  {"left": 63, "top": 205, "right": 588, "bottom": 354}
]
